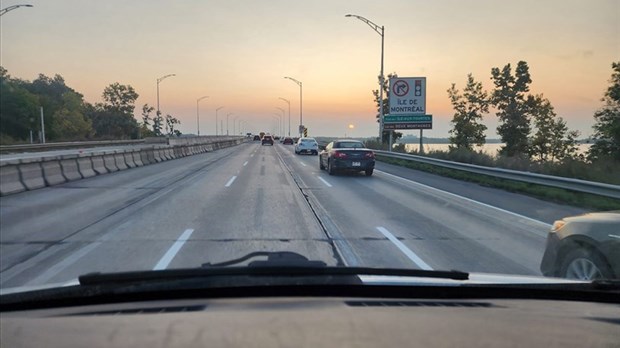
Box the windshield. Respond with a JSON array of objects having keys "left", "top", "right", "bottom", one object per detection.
[{"left": 1, "top": 0, "right": 619, "bottom": 297}]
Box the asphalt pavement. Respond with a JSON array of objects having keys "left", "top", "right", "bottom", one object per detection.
[{"left": 0, "top": 141, "right": 588, "bottom": 290}]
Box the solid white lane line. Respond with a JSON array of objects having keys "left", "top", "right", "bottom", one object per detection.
[
  {"left": 243, "top": 161, "right": 248, "bottom": 166},
  {"left": 377, "top": 227, "right": 433, "bottom": 270},
  {"left": 375, "top": 170, "right": 551, "bottom": 228},
  {"left": 225, "top": 176, "right": 237, "bottom": 187},
  {"left": 153, "top": 229, "right": 194, "bottom": 270},
  {"left": 299, "top": 161, "right": 307, "bottom": 167},
  {"left": 318, "top": 177, "right": 333, "bottom": 187}
]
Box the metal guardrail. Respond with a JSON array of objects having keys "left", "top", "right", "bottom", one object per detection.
[
  {"left": 374, "top": 150, "right": 620, "bottom": 200},
  {"left": 0, "top": 139, "right": 147, "bottom": 153}
]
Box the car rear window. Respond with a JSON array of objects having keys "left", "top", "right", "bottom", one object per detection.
[
  {"left": 301, "top": 139, "right": 316, "bottom": 143},
  {"left": 335, "top": 142, "right": 364, "bottom": 148}
]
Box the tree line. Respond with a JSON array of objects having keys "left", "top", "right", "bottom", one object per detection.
[
  {"left": 0, "top": 66, "right": 181, "bottom": 143},
  {"left": 447, "top": 61, "right": 619, "bottom": 163}
]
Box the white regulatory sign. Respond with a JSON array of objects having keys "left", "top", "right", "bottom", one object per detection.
[{"left": 389, "top": 77, "right": 426, "bottom": 115}]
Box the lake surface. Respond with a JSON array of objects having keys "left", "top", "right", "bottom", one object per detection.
[{"left": 402, "top": 143, "right": 592, "bottom": 157}]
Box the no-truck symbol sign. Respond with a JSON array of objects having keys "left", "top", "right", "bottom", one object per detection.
[{"left": 393, "top": 80, "right": 409, "bottom": 97}]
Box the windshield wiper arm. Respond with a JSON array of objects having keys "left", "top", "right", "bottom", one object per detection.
[{"left": 79, "top": 252, "right": 468, "bottom": 286}]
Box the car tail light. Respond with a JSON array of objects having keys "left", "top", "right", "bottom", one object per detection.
[
  {"left": 364, "top": 152, "right": 375, "bottom": 159},
  {"left": 333, "top": 151, "right": 348, "bottom": 159}
]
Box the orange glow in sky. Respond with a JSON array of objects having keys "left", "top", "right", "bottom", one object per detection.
[{"left": 2, "top": 0, "right": 618, "bottom": 137}]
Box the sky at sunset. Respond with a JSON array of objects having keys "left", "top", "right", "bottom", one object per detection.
[{"left": 2, "top": 0, "right": 618, "bottom": 138}]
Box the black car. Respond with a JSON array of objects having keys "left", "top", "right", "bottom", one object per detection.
[
  {"left": 253, "top": 135, "right": 261, "bottom": 141},
  {"left": 540, "top": 211, "right": 620, "bottom": 280},
  {"left": 261, "top": 135, "right": 274, "bottom": 146},
  {"left": 282, "top": 137, "right": 294, "bottom": 145},
  {"left": 319, "top": 140, "right": 375, "bottom": 176}
]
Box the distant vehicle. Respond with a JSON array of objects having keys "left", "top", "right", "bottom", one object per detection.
[
  {"left": 259, "top": 132, "right": 265, "bottom": 139},
  {"left": 540, "top": 211, "right": 620, "bottom": 280},
  {"left": 274, "top": 135, "right": 281, "bottom": 141},
  {"left": 261, "top": 135, "right": 274, "bottom": 146},
  {"left": 319, "top": 140, "right": 375, "bottom": 176},
  {"left": 283, "top": 137, "right": 294, "bottom": 145},
  {"left": 295, "top": 137, "right": 318, "bottom": 155},
  {"left": 253, "top": 135, "right": 261, "bottom": 141}
]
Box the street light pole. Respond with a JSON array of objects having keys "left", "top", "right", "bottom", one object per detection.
[
  {"left": 156, "top": 74, "right": 175, "bottom": 135},
  {"left": 233, "top": 116, "right": 239, "bottom": 135},
  {"left": 226, "top": 113, "right": 233, "bottom": 135},
  {"left": 0, "top": 4, "right": 33, "bottom": 16},
  {"left": 215, "top": 106, "right": 224, "bottom": 136},
  {"left": 196, "top": 96, "right": 209, "bottom": 136},
  {"left": 284, "top": 77, "right": 302, "bottom": 137},
  {"left": 279, "top": 97, "right": 291, "bottom": 136},
  {"left": 275, "top": 107, "right": 285, "bottom": 136},
  {"left": 346, "top": 14, "right": 385, "bottom": 146}
]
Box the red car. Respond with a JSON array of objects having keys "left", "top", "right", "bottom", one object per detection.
[{"left": 283, "top": 137, "right": 294, "bottom": 145}]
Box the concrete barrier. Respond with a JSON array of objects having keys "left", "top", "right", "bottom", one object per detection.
[
  {"left": 19, "top": 160, "right": 46, "bottom": 190},
  {"left": 41, "top": 159, "right": 66, "bottom": 186},
  {"left": 91, "top": 155, "right": 108, "bottom": 175},
  {"left": 2, "top": 137, "right": 245, "bottom": 196},
  {"left": 173, "top": 147, "right": 183, "bottom": 158},
  {"left": 153, "top": 148, "right": 163, "bottom": 163},
  {"left": 124, "top": 151, "right": 136, "bottom": 168},
  {"left": 114, "top": 152, "right": 128, "bottom": 170},
  {"left": 0, "top": 161, "right": 26, "bottom": 196},
  {"left": 78, "top": 156, "right": 97, "bottom": 178},
  {"left": 145, "top": 148, "right": 156, "bottom": 164},
  {"left": 60, "top": 157, "right": 83, "bottom": 181},
  {"left": 132, "top": 151, "right": 143, "bottom": 167},
  {"left": 165, "top": 148, "right": 175, "bottom": 160},
  {"left": 103, "top": 153, "right": 119, "bottom": 172}
]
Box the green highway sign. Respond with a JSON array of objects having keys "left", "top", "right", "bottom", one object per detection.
[{"left": 384, "top": 115, "right": 432, "bottom": 123}]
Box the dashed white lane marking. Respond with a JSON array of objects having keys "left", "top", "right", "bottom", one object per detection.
[
  {"left": 153, "top": 229, "right": 194, "bottom": 270},
  {"left": 225, "top": 176, "right": 237, "bottom": 187},
  {"left": 376, "top": 226, "right": 433, "bottom": 270},
  {"left": 299, "top": 161, "right": 307, "bottom": 167},
  {"left": 318, "top": 177, "right": 333, "bottom": 187},
  {"left": 243, "top": 161, "right": 248, "bottom": 166}
]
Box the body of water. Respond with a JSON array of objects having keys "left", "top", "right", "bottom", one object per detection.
[{"left": 403, "top": 143, "right": 592, "bottom": 157}]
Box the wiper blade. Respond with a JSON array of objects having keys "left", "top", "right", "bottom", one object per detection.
[{"left": 79, "top": 251, "right": 468, "bottom": 286}]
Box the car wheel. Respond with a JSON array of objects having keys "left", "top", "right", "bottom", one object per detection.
[
  {"left": 365, "top": 168, "right": 374, "bottom": 176},
  {"left": 319, "top": 158, "right": 325, "bottom": 170},
  {"left": 327, "top": 159, "right": 335, "bottom": 175},
  {"left": 559, "top": 247, "right": 613, "bottom": 280}
]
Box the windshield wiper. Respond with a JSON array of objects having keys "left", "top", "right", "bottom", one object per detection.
[{"left": 78, "top": 251, "right": 468, "bottom": 286}]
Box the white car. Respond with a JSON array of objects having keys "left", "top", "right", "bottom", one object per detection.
[{"left": 295, "top": 137, "right": 319, "bottom": 155}]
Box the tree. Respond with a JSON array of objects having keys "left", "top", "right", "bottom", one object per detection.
[
  {"left": 372, "top": 72, "right": 402, "bottom": 144},
  {"left": 140, "top": 104, "right": 156, "bottom": 138},
  {"left": 588, "top": 62, "right": 620, "bottom": 161},
  {"left": 0, "top": 67, "right": 39, "bottom": 141},
  {"left": 102, "top": 83, "right": 139, "bottom": 115},
  {"left": 86, "top": 83, "right": 140, "bottom": 139},
  {"left": 51, "top": 92, "right": 93, "bottom": 140},
  {"left": 165, "top": 114, "right": 181, "bottom": 136},
  {"left": 447, "top": 74, "right": 489, "bottom": 150},
  {"left": 528, "top": 95, "right": 579, "bottom": 162},
  {"left": 490, "top": 61, "right": 532, "bottom": 157}
]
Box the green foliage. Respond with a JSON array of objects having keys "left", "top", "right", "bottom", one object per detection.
[
  {"left": 165, "top": 114, "right": 182, "bottom": 136},
  {"left": 528, "top": 95, "right": 579, "bottom": 163},
  {"left": 447, "top": 74, "right": 489, "bottom": 150},
  {"left": 372, "top": 72, "right": 402, "bottom": 144},
  {"left": 51, "top": 92, "right": 93, "bottom": 140},
  {"left": 0, "top": 67, "right": 94, "bottom": 142},
  {"left": 140, "top": 104, "right": 156, "bottom": 138},
  {"left": 588, "top": 62, "right": 620, "bottom": 161},
  {"left": 85, "top": 82, "right": 140, "bottom": 139},
  {"left": 490, "top": 61, "right": 533, "bottom": 157}
]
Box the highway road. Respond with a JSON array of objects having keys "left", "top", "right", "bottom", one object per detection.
[{"left": 0, "top": 141, "right": 587, "bottom": 290}]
